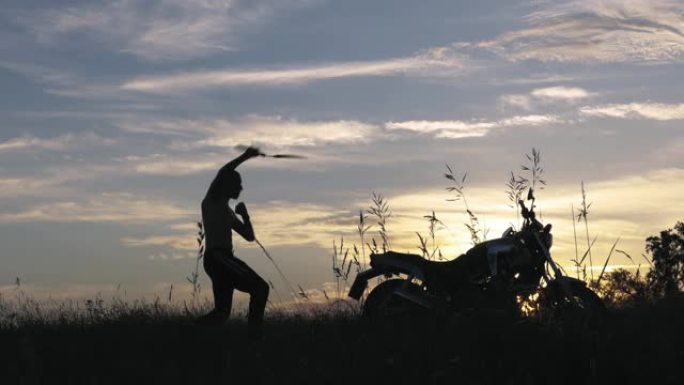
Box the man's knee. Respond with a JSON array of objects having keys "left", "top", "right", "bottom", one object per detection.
[{"left": 253, "top": 279, "right": 269, "bottom": 300}]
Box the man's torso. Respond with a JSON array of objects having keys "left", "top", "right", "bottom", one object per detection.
[{"left": 201, "top": 197, "right": 236, "bottom": 254}]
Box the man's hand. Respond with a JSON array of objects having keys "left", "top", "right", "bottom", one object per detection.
[
  {"left": 235, "top": 202, "right": 249, "bottom": 218},
  {"left": 243, "top": 146, "right": 263, "bottom": 159}
]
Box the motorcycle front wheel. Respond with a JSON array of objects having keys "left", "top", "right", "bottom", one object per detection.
[
  {"left": 538, "top": 279, "right": 607, "bottom": 329},
  {"left": 362, "top": 279, "right": 426, "bottom": 320}
]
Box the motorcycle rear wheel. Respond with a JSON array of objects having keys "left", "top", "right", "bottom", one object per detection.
[
  {"left": 539, "top": 279, "right": 607, "bottom": 329},
  {"left": 362, "top": 279, "right": 425, "bottom": 320}
]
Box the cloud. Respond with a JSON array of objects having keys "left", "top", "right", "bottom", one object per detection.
[
  {"left": 115, "top": 114, "right": 381, "bottom": 174},
  {"left": 146, "top": 252, "right": 197, "bottom": 261},
  {"left": 119, "top": 115, "right": 379, "bottom": 175},
  {"left": 501, "top": 86, "right": 595, "bottom": 111},
  {"left": 656, "top": 136, "right": 684, "bottom": 162},
  {"left": 386, "top": 114, "right": 560, "bottom": 139},
  {"left": 249, "top": 201, "right": 353, "bottom": 246},
  {"left": 127, "top": 155, "right": 222, "bottom": 176},
  {"left": 0, "top": 193, "right": 192, "bottom": 223},
  {"left": 530, "top": 86, "right": 594, "bottom": 102},
  {"left": 0, "top": 61, "right": 136, "bottom": 100},
  {"left": 121, "top": 221, "right": 202, "bottom": 261},
  {"left": 498, "top": 115, "right": 561, "bottom": 126},
  {"left": 121, "top": 201, "right": 353, "bottom": 255},
  {"left": 499, "top": 94, "right": 534, "bottom": 110},
  {"left": 0, "top": 175, "right": 80, "bottom": 199},
  {"left": 121, "top": 113, "right": 561, "bottom": 176},
  {"left": 0, "top": 61, "right": 75, "bottom": 87},
  {"left": 385, "top": 120, "right": 494, "bottom": 137},
  {"left": 478, "top": 0, "right": 684, "bottom": 63},
  {"left": 579, "top": 102, "right": 684, "bottom": 120},
  {"left": 123, "top": 151, "right": 369, "bottom": 177},
  {"left": 0, "top": 164, "right": 118, "bottom": 199},
  {"left": 121, "top": 116, "right": 377, "bottom": 146},
  {"left": 121, "top": 235, "right": 197, "bottom": 252},
  {"left": 126, "top": 150, "right": 347, "bottom": 176},
  {"left": 0, "top": 132, "right": 116, "bottom": 153},
  {"left": 0, "top": 177, "right": 51, "bottom": 198},
  {"left": 245, "top": 201, "right": 352, "bottom": 249},
  {"left": 23, "top": 0, "right": 319, "bottom": 61},
  {"left": 192, "top": 116, "right": 378, "bottom": 149},
  {"left": 120, "top": 48, "right": 465, "bottom": 92}
]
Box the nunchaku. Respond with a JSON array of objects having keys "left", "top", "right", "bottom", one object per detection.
[{"left": 234, "top": 145, "right": 307, "bottom": 160}]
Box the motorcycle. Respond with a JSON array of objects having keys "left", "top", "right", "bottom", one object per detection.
[{"left": 348, "top": 197, "right": 606, "bottom": 325}]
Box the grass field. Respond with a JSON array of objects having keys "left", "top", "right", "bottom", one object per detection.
[{"left": 2, "top": 295, "right": 684, "bottom": 385}]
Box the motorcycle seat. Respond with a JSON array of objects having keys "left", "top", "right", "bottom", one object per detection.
[{"left": 370, "top": 251, "right": 467, "bottom": 276}]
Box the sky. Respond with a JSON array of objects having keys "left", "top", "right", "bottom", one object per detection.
[{"left": 1, "top": 0, "right": 683, "bottom": 303}]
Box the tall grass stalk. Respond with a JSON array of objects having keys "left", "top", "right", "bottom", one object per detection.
[
  {"left": 572, "top": 204, "right": 580, "bottom": 279},
  {"left": 596, "top": 236, "right": 621, "bottom": 287},
  {"left": 445, "top": 166, "right": 482, "bottom": 245},
  {"left": 505, "top": 171, "right": 527, "bottom": 228},
  {"left": 331, "top": 237, "right": 360, "bottom": 299},
  {"left": 416, "top": 232, "right": 430, "bottom": 259},
  {"left": 520, "top": 148, "right": 546, "bottom": 212},
  {"left": 578, "top": 181, "right": 594, "bottom": 281},
  {"left": 356, "top": 210, "right": 371, "bottom": 270},
  {"left": 368, "top": 192, "right": 392, "bottom": 252},
  {"left": 167, "top": 284, "right": 173, "bottom": 303},
  {"left": 186, "top": 221, "right": 204, "bottom": 311},
  {"left": 419, "top": 211, "right": 445, "bottom": 260}
]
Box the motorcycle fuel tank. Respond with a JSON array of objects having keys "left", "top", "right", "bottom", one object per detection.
[{"left": 463, "top": 238, "right": 520, "bottom": 277}]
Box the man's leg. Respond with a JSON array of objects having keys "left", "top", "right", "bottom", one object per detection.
[
  {"left": 221, "top": 257, "right": 269, "bottom": 339},
  {"left": 197, "top": 257, "right": 234, "bottom": 325},
  {"left": 211, "top": 271, "right": 235, "bottom": 319}
]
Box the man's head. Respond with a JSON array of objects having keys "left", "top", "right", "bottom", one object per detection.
[
  {"left": 224, "top": 170, "right": 243, "bottom": 200},
  {"left": 209, "top": 170, "right": 242, "bottom": 201}
]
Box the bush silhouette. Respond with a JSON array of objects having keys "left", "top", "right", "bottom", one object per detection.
[{"left": 646, "top": 221, "right": 684, "bottom": 297}]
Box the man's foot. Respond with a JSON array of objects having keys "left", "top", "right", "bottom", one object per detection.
[{"left": 195, "top": 309, "right": 229, "bottom": 325}]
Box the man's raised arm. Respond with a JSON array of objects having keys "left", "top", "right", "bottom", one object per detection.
[
  {"left": 205, "top": 146, "right": 261, "bottom": 198},
  {"left": 217, "top": 146, "right": 262, "bottom": 174}
]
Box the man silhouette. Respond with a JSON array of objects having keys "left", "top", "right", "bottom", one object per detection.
[{"left": 196, "top": 146, "right": 269, "bottom": 340}]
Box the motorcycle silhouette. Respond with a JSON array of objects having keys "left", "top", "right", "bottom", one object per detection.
[{"left": 349, "top": 197, "right": 606, "bottom": 324}]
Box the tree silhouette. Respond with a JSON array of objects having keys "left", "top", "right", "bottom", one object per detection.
[
  {"left": 601, "top": 268, "right": 650, "bottom": 306},
  {"left": 646, "top": 221, "right": 684, "bottom": 296}
]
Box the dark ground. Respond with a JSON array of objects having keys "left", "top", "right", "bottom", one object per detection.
[{"left": 2, "top": 297, "right": 684, "bottom": 385}]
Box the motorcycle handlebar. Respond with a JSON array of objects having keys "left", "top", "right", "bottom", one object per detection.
[
  {"left": 519, "top": 199, "right": 546, "bottom": 230},
  {"left": 518, "top": 200, "right": 531, "bottom": 219}
]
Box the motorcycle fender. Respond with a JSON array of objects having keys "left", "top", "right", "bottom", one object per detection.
[
  {"left": 348, "top": 268, "right": 383, "bottom": 300},
  {"left": 371, "top": 255, "right": 426, "bottom": 281}
]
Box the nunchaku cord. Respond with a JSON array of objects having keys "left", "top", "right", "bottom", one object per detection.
[
  {"left": 254, "top": 237, "right": 299, "bottom": 298},
  {"left": 233, "top": 146, "right": 306, "bottom": 299}
]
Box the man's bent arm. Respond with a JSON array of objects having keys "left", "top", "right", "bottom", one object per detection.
[{"left": 232, "top": 214, "right": 255, "bottom": 242}]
